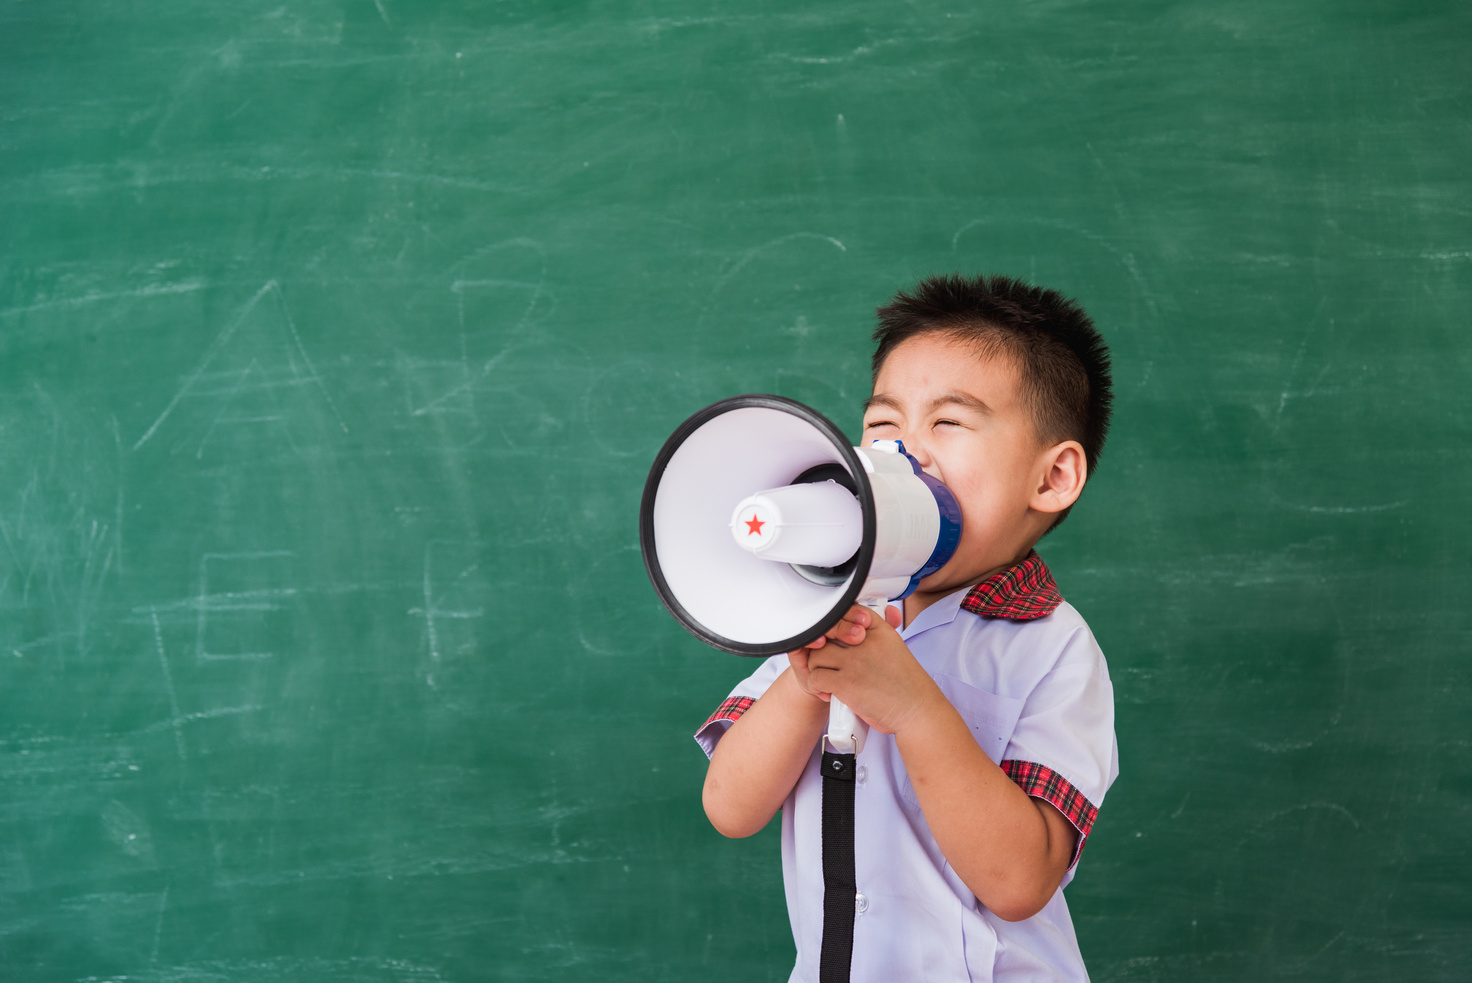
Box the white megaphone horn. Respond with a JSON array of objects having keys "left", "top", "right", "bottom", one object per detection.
[{"left": 640, "top": 395, "right": 963, "bottom": 755}]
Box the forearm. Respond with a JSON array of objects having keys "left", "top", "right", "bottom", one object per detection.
[
  {"left": 703, "top": 669, "right": 828, "bottom": 838},
  {"left": 895, "top": 691, "right": 1074, "bottom": 921}
]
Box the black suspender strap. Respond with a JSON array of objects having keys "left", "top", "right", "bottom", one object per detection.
[{"left": 819, "top": 751, "right": 857, "bottom": 983}]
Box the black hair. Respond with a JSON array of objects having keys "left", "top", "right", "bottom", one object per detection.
[{"left": 872, "top": 274, "right": 1113, "bottom": 530}]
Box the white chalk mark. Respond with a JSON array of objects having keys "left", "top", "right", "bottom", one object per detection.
[
  {"left": 193, "top": 558, "right": 210, "bottom": 663},
  {"left": 274, "top": 285, "right": 349, "bottom": 433},
  {"left": 951, "top": 218, "right": 988, "bottom": 250},
  {"left": 1299, "top": 501, "right": 1408, "bottom": 515},
  {"left": 195, "top": 552, "right": 294, "bottom": 662},
  {"left": 150, "top": 885, "right": 168, "bottom": 965},
  {"left": 769, "top": 38, "right": 900, "bottom": 66},
  {"left": 1274, "top": 302, "right": 1328, "bottom": 424},
  {"left": 282, "top": 166, "right": 512, "bottom": 192},
  {"left": 133, "top": 281, "right": 275, "bottom": 450},
  {"left": 409, "top": 545, "right": 483, "bottom": 674},
  {"left": 185, "top": 375, "right": 318, "bottom": 397},
  {"left": 396, "top": 239, "right": 555, "bottom": 422},
  {"left": 195, "top": 357, "right": 262, "bottom": 459},
  {"left": 111, "top": 415, "right": 125, "bottom": 574},
  {"left": 1252, "top": 734, "right": 1326, "bottom": 752},
  {"left": 372, "top": 0, "right": 391, "bottom": 26},
  {"left": 460, "top": 333, "right": 470, "bottom": 416},
  {"left": 75, "top": 517, "right": 116, "bottom": 657},
  {"left": 948, "top": 216, "right": 1160, "bottom": 319},
  {"left": 451, "top": 278, "right": 541, "bottom": 290},
  {"left": 136, "top": 587, "right": 296, "bottom": 614},
  {"left": 691, "top": 233, "right": 848, "bottom": 342},
  {"left": 141, "top": 704, "right": 264, "bottom": 731},
  {"left": 135, "top": 280, "right": 347, "bottom": 450},
  {"left": 410, "top": 346, "right": 513, "bottom": 417},
  {"left": 0, "top": 281, "right": 206, "bottom": 319},
  {"left": 151, "top": 610, "right": 187, "bottom": 763},
  {"left": 1259, "top": 801, "right": 1362, "bottom": 832},
  {"left": 1276, "top": 350, "right": 1310, "bottom": 419},
  {"left": 8, "top": 632, "right": 79, "bottom": 655},
  {"left": 451, "top": 239, "right": 548, "bottom": 331},
  {"left": 712, "top": 233, "right": 846, "bottom": 294},
  {"left": 203, "top": 587, "right": 298, "bottom": 603},
  {"left": 419, "top": 557, "right": 441, "bottom": 666}
]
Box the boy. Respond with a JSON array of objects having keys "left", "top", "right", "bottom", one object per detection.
[{"left": 695, "top": 274, "right": 1118, "bottom": 982}]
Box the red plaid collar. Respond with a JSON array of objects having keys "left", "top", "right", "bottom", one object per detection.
[{"left": 960, "top": 550, "right": 1062, "bottom": 621}]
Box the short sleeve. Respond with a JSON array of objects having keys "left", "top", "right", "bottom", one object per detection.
[
  {"left": 693, "top": 654, "right": 790, "bottom": 759},
  {"left": 1000, "top": 627, "right": 1118, "bottom": 872}
]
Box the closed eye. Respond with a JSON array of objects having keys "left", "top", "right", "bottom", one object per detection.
[{"left": 864, "top": 418, "right": 897, "bottom": 430}]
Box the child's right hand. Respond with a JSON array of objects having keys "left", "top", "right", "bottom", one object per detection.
[{"left": 787, "top": 604, "right": 903, "bottom": 702}]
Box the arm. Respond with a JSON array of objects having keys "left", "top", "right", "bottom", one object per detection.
[
  {"left": 894, "top": 687, "right": 1077, "bottom": 921},
  {"left": 702, "top": 667, "right": 828, "bottom": 838},
  {"left": 794, "top": 606, "right": 1076, "bottom": 922}
]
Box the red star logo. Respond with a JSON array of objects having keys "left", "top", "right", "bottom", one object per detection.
[{"left": 744, "top": 514, "right": 766, "bottom": 536}]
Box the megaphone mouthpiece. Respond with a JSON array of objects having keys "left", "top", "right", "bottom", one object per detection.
[{"left": 729, "top": 480, "right": 863, "bottom": 568}]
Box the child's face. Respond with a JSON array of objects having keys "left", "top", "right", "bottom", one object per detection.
[{"left": 863, "top": 332, "right": 1077, "bottom": 593}]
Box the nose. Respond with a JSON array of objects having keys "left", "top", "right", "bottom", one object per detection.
[{"left": 898, "top": 430, "right": 940, "bottom": 478}]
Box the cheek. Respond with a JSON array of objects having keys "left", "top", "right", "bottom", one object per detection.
[
  {"left": 956, "top": 489, "right": 1004, "bottom": 535},
  {"left": 939, "top": 471, "right": 997, "bottom": 525},
  {"left": 944, "top": 466, "right": 1025, "bottom": 532}
]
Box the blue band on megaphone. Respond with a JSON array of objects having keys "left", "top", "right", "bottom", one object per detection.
[{"left": 892, "top": 441, "right": 965, "bottom": 599}]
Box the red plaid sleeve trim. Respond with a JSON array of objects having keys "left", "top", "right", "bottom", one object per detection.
[
  {"left": 961, "top": 550, "right": 1062, "bottom": 621},
  {"left": 702, "top": 696, "right": 755, "bottom": 731},
  {"left": 1001, "top": 759, "right": 1098, "bottom": 867}
]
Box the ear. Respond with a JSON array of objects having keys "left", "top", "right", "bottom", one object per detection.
[{"left": 1030, "top": 440, "right": 1087, "bottom": 516}]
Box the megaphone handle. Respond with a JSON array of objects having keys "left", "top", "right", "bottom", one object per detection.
[
  {"left": 823, "top": 597, "right": 891, "bottom": 755},
  {"left": 826, "top": 698, "right": 864, "bottom": 755}
]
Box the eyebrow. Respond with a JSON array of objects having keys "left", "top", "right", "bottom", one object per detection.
[
  {"left": 862, "top": 394, "right": 903, "bottom": 412},
  {"left": 863, "top": 391, "right": 992, "bottom": 415}
]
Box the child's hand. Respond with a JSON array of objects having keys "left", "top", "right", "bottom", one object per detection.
[
  {"left": 788, "top": 604, "right": 939, "bottom": 735},
  {"left": 788, "top": 605, "right": 894, "bottom": 702}
]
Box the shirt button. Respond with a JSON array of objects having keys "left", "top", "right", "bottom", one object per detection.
[
  {"left": 855, "top": 892, "right": 869, "bottom": 914},
  {"left": 855, "top": 765, "right": 868, "bottom": 788}
]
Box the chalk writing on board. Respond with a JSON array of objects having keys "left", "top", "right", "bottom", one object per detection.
[{"left": 133, "top": 281, "right": 347, "bottom": 453}]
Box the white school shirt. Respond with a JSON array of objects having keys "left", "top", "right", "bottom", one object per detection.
[{"left": 696, "top": 552, "right": 1118, "bottom": 983}]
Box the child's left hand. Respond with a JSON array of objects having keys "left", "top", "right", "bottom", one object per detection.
[{"left": 787, "top": 604, "right": 946, "bottom": 736}]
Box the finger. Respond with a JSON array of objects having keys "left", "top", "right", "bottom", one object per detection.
[
  {"left": 827, "top": 613, "right": 869, "bottom": 645},
  {"left": 884, "top": 605, "right": 902, "bottom": 629},
  {"left": 787, "top": 654, "right": 829, "bottom": 702},
  {"left": 826, "top": 607, "right": 870, "bottom": 634},
  {"left": 807, "top": 666, "right": 842, "bottom": 696},
  {"left": 806, "top": 646, "right": 847, "bottom": 674}
]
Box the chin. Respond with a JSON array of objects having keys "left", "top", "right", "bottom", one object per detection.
[{"left": 913, "top": 569, "right": 967, "bottom": 597}]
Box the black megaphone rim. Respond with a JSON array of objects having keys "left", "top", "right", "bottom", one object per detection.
[{"left": 639, "top": 394, "right": 877, "bottom": 657}]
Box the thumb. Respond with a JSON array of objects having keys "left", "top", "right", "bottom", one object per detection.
[{"left": 884, "top": 604, "right": 902, "bottom": 629}]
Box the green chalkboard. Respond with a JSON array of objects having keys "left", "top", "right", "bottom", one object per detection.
[{"left": 1, "top": 1, "right": 1468, "bottom": 979}]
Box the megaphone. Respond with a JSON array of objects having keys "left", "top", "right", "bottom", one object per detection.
[{"left": 640, "top": 395, "right": 963, "bottom": 754}]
